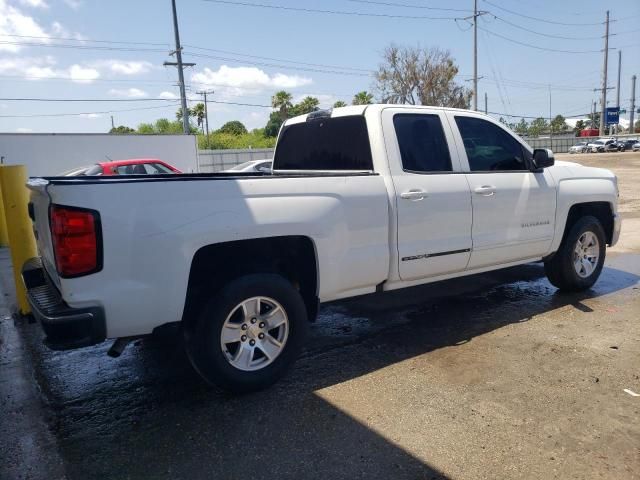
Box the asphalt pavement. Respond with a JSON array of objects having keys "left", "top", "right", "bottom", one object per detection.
[{"left": 1, "top": 152, "right": 639, "bottom": 480}]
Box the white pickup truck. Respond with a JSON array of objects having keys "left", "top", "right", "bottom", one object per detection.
[{"left": 23, "top": 105, "right": 621, "bottom": 392}]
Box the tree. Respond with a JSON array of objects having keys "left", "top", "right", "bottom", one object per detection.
[
  {"left": 574, "top": 119, "right": 585, "bottom": 135},
  {"left": 176, "top": 107, "right": 192, "bottom": 121},
  {"left": 218, "top": 120, "right": 248, "bottom": 136},
  {"left": 292, "top": 96, "right": 320, "bottom": 115},
  {"left": 550, "top": 114, "right": 567, "bottom": 134},
  {"left": 192, "top": 103, "right": 206, "bottom": 129},
  {"left": 528, "top": 117, "right": 549, "bottom": 137},
  {"left": 333, "top": 100, "right": 347, "bottom": 108},
  {"left": 374, "top": 44, "right": 472, "bottom": 108},
  {"left": 137, "top": 118, "right": 197, "bottom": 134},
  {"left": 352, "top": 91, "right": 373, "bottom": 105},
  {"left": 264, "top": 111, "right": 284, "bottom": 137},
  {"left": 514, "top": 118, "right": 528, "bottom": 136},
  {"left": 635, "top": 120, "right": 640, "bottom": 133},
  {"left": 109, "top": 125, "right": 135, "bottom": 134},
  {"left": 271, "top": 91, "right": 293, "bottom": 121}
]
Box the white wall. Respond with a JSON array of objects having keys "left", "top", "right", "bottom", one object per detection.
[{"left": 0, "top": 133, "right": 199, "bottom": 176}]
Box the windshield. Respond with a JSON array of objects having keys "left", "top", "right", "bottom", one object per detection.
[{"left": 60, "top": 164, "right": 100, "bottom": 176}]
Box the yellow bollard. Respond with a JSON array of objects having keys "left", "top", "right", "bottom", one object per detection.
[
  {"left": 0, "top": 182, "right": 9, "bottom": 247},
  {"left": 0, "top": 165, "right": 37, "bottom": 315}
]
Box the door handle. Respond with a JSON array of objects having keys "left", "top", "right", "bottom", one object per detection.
[
  {"left": 400, "top": 189, "right": 427, "bottom": 201},
  {"left": 474, "top": 185, "right": 496, "bottom": 196}
]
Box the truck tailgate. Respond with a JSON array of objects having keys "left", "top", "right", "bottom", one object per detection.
[{"left": 26, "top": 179, "right": 60, "bottom": 289}]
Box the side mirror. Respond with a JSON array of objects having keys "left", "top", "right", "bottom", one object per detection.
[{"left": 532, "top": 148, "right": 554, "bottom": 170}]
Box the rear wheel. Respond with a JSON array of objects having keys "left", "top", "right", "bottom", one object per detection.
[
  {"left": 544, "top": 216, "right": 606, "bottom": 292},
  {"left": 185, "top": 274, "right": 308, "bottom": 393}
]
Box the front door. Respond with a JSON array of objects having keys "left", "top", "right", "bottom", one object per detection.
[
  {"left": 447, "top": 113, "right": 556, "bottom": 269},
  {"left": 382, "top": 108, "right": 473, "bottom": 281}
]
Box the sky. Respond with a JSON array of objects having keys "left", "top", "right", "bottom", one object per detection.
[{"left": 0, "top": 0, "right": 638, "bottom": 133}]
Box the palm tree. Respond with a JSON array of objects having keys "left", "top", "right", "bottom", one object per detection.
[
  {"left": 333, "top": 100, "right": 347, "bottom": 108},
  {"left": 296, "top": 96, "right": 320, "bottom": 115},
  {"left": 271, "top": 91, "right": 293, "bottom": 121},
  {"left": 176, "top": 107, "right": 193, "bottom": 121},
  {"left": 192, "top": 103, "right": 206, "bottom": 130},
  {"left": 352, "top": 91, "right": 374, "bottom": 105}
]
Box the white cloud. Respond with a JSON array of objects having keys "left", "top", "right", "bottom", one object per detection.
[
  {"left": 63, "top": 0, "right": 82, "bottom": 9},
  {"left": 68, "top": 64, "right": 99, "bottom": 83},
  {"left": 19, "top": 0, "right": 48, "bottom": 9},
  {"left": 0, "top": 1, "right": 82, "bottom": 52},
  {"left": 108, "top": 87, "right": 148, "bottom": 98},
  {"left": 78, "top": 113, "right": 101, "bottom": 119},
  {"left": 191, "top": 65, "right": 312, "bottom": 97},
  {"left": 0, "top": 56, "right": 99, "bottom": 83},
  {"left": 0, "top": 0, "right": 50, "bottom": 52},
  {"left": 158, "top": 91, "right": 178, "bottom": 100},
  {"left": 92, "top": 59, "right": 154, "bottom": 76},
  {"left": 16, "top": 127, "right": 33, "bottom": 133}
]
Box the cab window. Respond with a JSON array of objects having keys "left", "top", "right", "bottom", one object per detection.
[
  {"left": 455, "top": 116, "right": 528, "bottom": 171},
  {"left": 393, "top": 114, "right": 452, "bottom": 173}
]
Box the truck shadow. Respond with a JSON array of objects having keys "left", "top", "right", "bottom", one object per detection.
[{"left": 22, "top": 260, "right": 639, "bottom": 480}]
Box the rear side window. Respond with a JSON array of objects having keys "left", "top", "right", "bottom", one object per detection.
[
  {"left": 274, "top": 116, "right": 373, "bottom": 170},
  {"left": 393, "top": 114, "right": 452, "bottom": 173},
  {"left": 455, "top": 116, "right": 528, "bottom": 171}
]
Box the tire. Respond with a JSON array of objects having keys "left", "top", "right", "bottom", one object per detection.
[
  {"left": 184, "top": 273, "right": 308, "bottom": 393},
  {"left": 544, "top": 216, "right": 606, "bottom": 292}
]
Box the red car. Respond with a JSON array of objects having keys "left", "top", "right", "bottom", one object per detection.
[{"left": 62, "top": 158, "right": 181, "bottom": 176}]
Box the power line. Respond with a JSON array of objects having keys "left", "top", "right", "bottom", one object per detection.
[
  {"left": 478, "top": 26, "right": 603, "bottom": 54},
  {"left": 0, "top": 33, "right": 170, "bottom": 47},
  {"left": 0, "top": 97, "right": 179, "bottom": 102},
  {"left": 184, "top": 45, "right": 372, "bottom": 73},
  {"left": 201, "top": 0, "right": 461, "bottom": 20},
  {"left": 0, "top": 41, "right": 166, "bottom": 53},
  {"left": 188, "top": 52, "right": 371, "bottom": 76},
  {"left": 345, "top": 0, "right": 472, "bottom": 13},
  {"left": 0, "top": 103, "right": 181, "bottom": 119},
  {"left": 489, "top": 14, "right": 603, "bottom": 40},
  {"left": 480, "top": 0, "right": 603, "bottom": 26}
]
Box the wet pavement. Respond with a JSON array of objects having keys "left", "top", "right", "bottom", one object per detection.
[
  {"left": 2, "top": 152, "right": 640, "bottom": 479},
  {"left": 2, "top": 249, "right": 639, "bottom": 479}
]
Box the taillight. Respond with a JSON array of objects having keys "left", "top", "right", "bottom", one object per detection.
[{"left": 49, "top": 205, "right": 102, "bottom": 277}]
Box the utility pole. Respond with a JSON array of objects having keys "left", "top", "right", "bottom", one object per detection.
[
  {"left": 473, "top": 0, "right": 478, "bottom": 111},
  {"left": 111, "top": 115, "right": 115, "bottom": 129},
  {"left": 197, "top": 89, "right": 214, "bottom": 148},
  {"left": 615, "top": 50, "right": 621, "bottom": 134},
  {"left": 484, "top": 92, "right": 487, "bottom": 114},
  {"left": 630, "top": 75, "right": 636, "bottom": 135},
  {"left": 164, "top": 0, "right": 195, "bottom": 135},
  {"left": 599, "top": 10, "right": 610, "bottom": 137},
  {"left": 549, "top": 85, "right": 552, "bottom": 151}
]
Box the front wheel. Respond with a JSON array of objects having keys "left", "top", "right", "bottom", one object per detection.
[
  {"left": 544, "top": 216, "right": 606, "bottom": 292},
  {"left": 185, "top": 274, "right": 308, "bottom": 393}
]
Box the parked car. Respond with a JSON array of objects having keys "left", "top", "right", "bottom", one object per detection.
[
  {"left": 24, "top": 105, "right": 620, "bottom": 393},
  {"left": 569, "top": 142, "right": 588, "bottom": 154},
  {"left": 587, "top": 139, "right": 616, "bottom": 153},
  {"left": 603, "top": 139, "right": 622, "bottom": 152},
  {"left": 617, "top": 139, "right": 639, "bottom": 151},
  {"left": 225, "top": 159, "right": 272, "bottom": 173},
  {"left": 633, "top": 142, "right": 640, "bottom": 152},
  {"left": 61, "top": 158, "right": 181, "bottom": 176}
]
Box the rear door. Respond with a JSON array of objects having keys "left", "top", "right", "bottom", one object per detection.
[
  {"left": 382, "top": 107, "right": 473, "bottom": 281},
  {"left": 447, "top": 112, "right": 556, "bottom": 269}
]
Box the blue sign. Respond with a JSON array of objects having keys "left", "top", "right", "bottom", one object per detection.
[{"left": 605, "top": 107, "right": 619, "bottom": 125}]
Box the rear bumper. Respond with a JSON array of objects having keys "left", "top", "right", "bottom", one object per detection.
[{"left": 21, "top": 257, "right": 106, "bottom": 350}]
